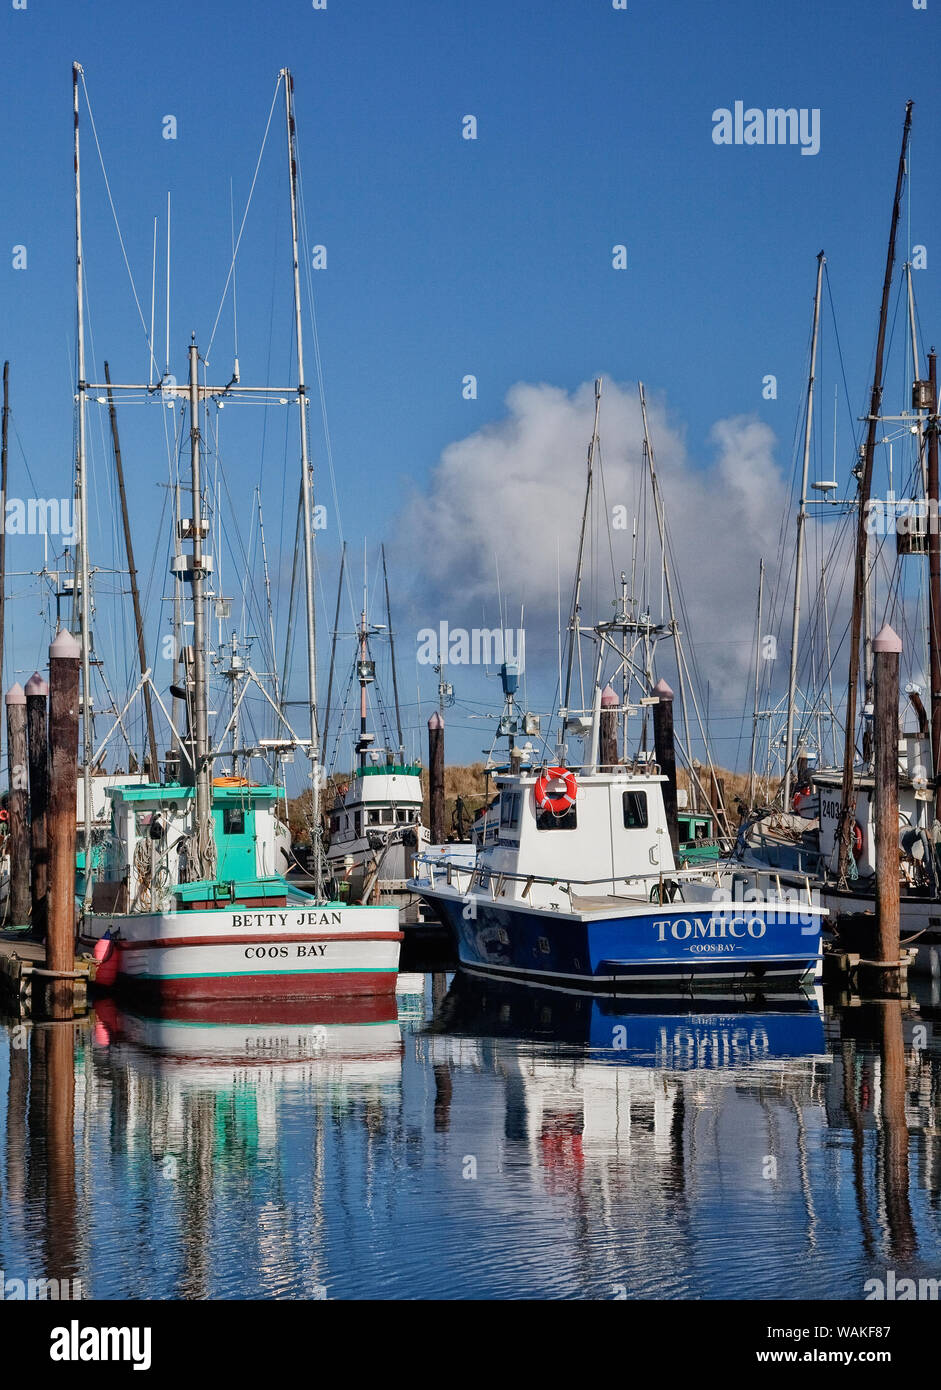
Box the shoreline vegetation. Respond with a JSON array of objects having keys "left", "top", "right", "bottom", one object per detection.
[{"left": 287, "top": 763, "right": 756, "bottom": 844}]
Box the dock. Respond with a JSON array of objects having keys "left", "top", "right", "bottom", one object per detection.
[{"left": 0, "top": 932, "right": 94, "bottom": 1017}]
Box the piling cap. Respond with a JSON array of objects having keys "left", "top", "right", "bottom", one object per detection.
[
  {"left": 24, "top": 672, "right": 49, "bottom": 697},
  {"left": 601, "top": 684, "right": 619, "bottom": 708},
  {"left": 653, "top": 678, "right": 674, "bottom": 701},
  {"left": 873, "top": 624, "right": 902, "bottom": 654},
  {"left": 50, "top": 630, "right": 81, "bottom": 660},
  {"left": 4, "top": 683, "right": 25, "bottom": 706},
  {"left": 428, "top": 711, "right": 444, "bottom": 730}
]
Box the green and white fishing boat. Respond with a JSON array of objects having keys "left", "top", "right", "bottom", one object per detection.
[{"left": 73, "top": 66, "right": 401, "bottom": 999}]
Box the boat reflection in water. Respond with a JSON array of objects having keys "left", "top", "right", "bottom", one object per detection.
[
  {"left": 83, "top": 996, "right": 404, "bottom": 1299},
  {"left": 3, "top": 974, "right": 940, "bottom": 1299},
  {"left": 433, "top": 972, "right": 826, "bottom": 1064}
]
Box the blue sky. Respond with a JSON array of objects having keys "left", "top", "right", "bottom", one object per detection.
[{"left": 1, "top": 0, "right": 938, "bottom": 776}]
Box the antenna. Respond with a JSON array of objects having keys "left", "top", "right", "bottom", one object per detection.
[
  {"left": 149, "top": 216, "right": 157, "bottom": 388},
  {"left": 230, "top": 177, "right": 240, "bottom": 382},
  {"left": 164, "top": 191, "right": 171, "bottom": 377}
]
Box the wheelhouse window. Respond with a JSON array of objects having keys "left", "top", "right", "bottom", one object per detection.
[
  {"left": 367, "top": 810, "right": 380, "bottom": 826},
  {"left": 622, "top": 791, "right": 648, "bottom": 829},
  {"left": 535, "top": 803, "right": 577, "bottom": 831},
  {"left": 499, "top": 791, "right": 522, "bottom": 829},
  {"left": 381, "top": 808, "right": 394, "bottom": 824},
  {"left": 223, "top": 808, "right": 245, "bottom": 835}
]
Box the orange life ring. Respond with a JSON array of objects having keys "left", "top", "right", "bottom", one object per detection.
[
  {"left": 0, "top": 809, "right": 8, "bottom": 822},
  {"left": 852, "top": 821, "right": 864, "bottom": 860},
  {"left": 534, "top": 766, "right": 577, "bottom": 815}
]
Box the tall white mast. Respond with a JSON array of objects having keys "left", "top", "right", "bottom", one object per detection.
[
  {"left": 73, "top": 62, "right": 94, "bottom": 908},
  {"left": 283, "top": 69, "right": 324, "bottom": 897},
  {"left": 783, "top": 250, "right": 825, "bottom": 806}
]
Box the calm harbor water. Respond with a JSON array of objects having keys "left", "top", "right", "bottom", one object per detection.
[{"left": 1, "top": 968, "right": 939, "bottom": 1301}]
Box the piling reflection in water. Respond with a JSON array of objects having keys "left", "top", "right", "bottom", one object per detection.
[{"left": 0, "top": 975, "right": 939, "bottom": 1299}]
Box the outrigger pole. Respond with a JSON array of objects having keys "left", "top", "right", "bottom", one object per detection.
[
  {"left": 782, "top": 251, "right": 825, "bottom": 808},
  {"left": 382, "top": 544, "right": 404, "bottom": 755},
  {"left": 104, "top": 361, "right": 159, "bottom": 777},
  {"left": 837, "top": 101, "right": 913, "bottom": 886},
  {"left": 283, "top": 68, "right": 325, "bottom": 898},
  {"left": 562, "top": 377, "right": 602, "bottom": 725}
]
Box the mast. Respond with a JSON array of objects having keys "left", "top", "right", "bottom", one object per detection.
[
  {"left": 0, "top": 362, "right": 8, "bottom": 705},
  {"left": 73, "top": 63, "right": 94, "bottom": 908},
  {"left": 639, "top": 382, "right": 695, "bottom": 804},
  {"left": 358, "top": 547, "right": 369, "bottom": 769},
  {"left": 283, "top": 68, "right": 324, "bottom": 897},
  {"left": 171, "top": 479, "right": 184, "bottom": 764},
  {"left": 104, "top": 361, "right": 159, "bottom": 777},
  {"left": 928, "top": 350, "right": 941, "bottom": 821},
  {"left": 562, "top": 377, "right": 602, "bottom": 719},
  {"left": 783, "top": 251, "right": 825, "bottom": 806},
  {"left": 382, "top": 544, "right": 404, "bottom": 755},
  {"left": 749, "top": 558, "right": 764, "bottom": 810},
  {"left": 837, "top": 100, "right": 913, "bottom": 884},
  {"left": 187, "top": 338, "right": 212, "bottom": 857}
]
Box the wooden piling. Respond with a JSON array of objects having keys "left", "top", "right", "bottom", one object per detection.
[
  {"left": 25, "top": 672, "right": 49, "bottom": 938},
  {"left": 600, "top": 684, "right": 619, "bottom": 768},
  {"left": 872, "top": 624, "right": 902, "bottom": 994},
  {"left": 5, "top": 683, "right": 30, "bottom": 926},
  {"left": 46, "top": 631, "right": 81, "bottom": 1019},
  {"left": 652, "top": 678, "right": 679, "bottom": 856},
  {"left": 428, "top": 711, "right": 445, "bottom": 845}
]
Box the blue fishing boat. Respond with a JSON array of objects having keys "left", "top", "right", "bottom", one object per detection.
[
  {"left": 411, "top": 766, "right": 824, "bottom": 989},
  {"left": 410, "top": 378, "right": 825, "bottom": 990}
]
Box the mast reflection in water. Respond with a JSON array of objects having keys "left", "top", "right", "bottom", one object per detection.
[{"left": 1, "top": 975, "right": 940, "bottom": 1299}]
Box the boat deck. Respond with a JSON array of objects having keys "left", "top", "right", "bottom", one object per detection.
[{"left": 569, "top": 892, "right": 650, "bottom": 912}]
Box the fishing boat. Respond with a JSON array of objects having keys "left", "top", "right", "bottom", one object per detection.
[
  {"left": 322, "top": 547, "right": 429, "bottom": 905},
  {"left": 71, "top": 66, "right": 401, "bottom": 998},
  {"left": 410, "top": 380, "right": 826, "bottom": 990}
]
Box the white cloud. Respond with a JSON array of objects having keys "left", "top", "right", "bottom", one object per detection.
[{"left": 404, "top": 378, "right": 788, "bottom": 700}]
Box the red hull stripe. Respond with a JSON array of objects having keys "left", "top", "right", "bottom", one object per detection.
[
  {"left": 116, "top": 930, "right": 403, "bottom": 952},
  {"left": 99, "top": 995, "right": 397, "bottom": 1026},
  {"left": 116, "top": 971, "right": 398, "bottom": 1000}
]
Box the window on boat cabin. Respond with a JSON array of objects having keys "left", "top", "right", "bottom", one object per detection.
[
  {"left": 396, "top": 809, "right": 409, "bottom": 823},
  {"left": 381, "top": 808, "right": 394, "bottom": 824},
  {"left": 223, "top": 807, "right": 245, "bottom": 835},
  {"left": 622, "top": 790, "right": 648, "bottom": 830},
  {"left": 535, "top": 801, "right": 577, "bottom": 831},
  {"left": 499, "top": 791, "right": 522, "bottom": 829},
  {"left": 367, "top": 810, "right": 380, "bottom": 826},
  {"left": 330, "top": 813, "right": 340, "bottom": 834}
]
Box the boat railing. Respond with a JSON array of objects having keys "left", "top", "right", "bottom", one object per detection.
[{"left": 410, "top": 853, "right": 821, "bottom": 910}]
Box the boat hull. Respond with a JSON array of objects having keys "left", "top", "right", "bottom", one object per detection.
[
  {"left": 418, "top": 888, "right": 821, "bottom": 990},
  {"left": 81, "top": 903, "right": 402, "bottom": 1000}
]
